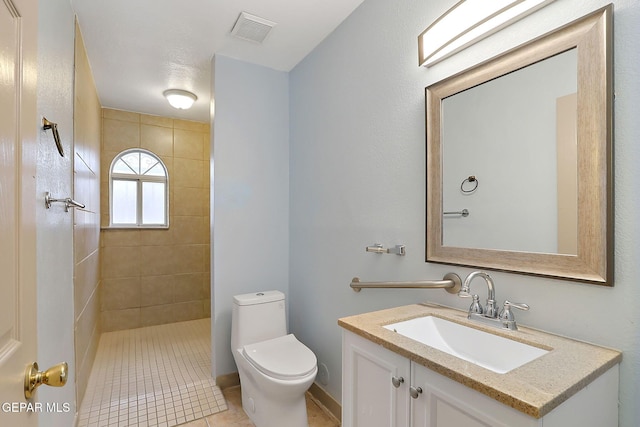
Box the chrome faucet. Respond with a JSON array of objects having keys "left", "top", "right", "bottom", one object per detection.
[{"left": 458, "top": 271, "right": 529, "bottom": 330}]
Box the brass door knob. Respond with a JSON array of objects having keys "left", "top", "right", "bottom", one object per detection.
[{"left": 24, "top": 362, "right": 68, "bottom": 399}]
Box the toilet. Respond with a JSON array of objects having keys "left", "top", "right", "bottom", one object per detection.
[{"left": 231, "top": 291, "right": 317, "bottom": 427}]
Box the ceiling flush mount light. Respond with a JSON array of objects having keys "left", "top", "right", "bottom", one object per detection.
[
  {"left": 418, "top": 0, "right": 556, "bottom": 67},
  {"left": 163, "top": 89, "right": 197, "bottom": 110}
]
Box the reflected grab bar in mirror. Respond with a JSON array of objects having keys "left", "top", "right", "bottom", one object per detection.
[
  {"left": 444, "top": 209, "right": 469, "bottom": 217},
  {"left": 350, "top": 273, "right": 461, "bottom": 294}
]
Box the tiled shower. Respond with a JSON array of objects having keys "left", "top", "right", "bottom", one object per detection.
[
  {"left": 100, "top": 108, "right": 211, "bottom": 331},
  {"left": 75, "top": 100, "right": 215, "bottom": 423}
]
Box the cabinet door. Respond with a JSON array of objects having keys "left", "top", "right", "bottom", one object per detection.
[
  {"left": 343, "top": 331, "right": 410, "bottom": 427},
  {"left": 410, "top": 363, "right": 539, "bottom": 427}
]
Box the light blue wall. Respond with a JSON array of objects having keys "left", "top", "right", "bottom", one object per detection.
[
  {"left": 212, "top": 0, "right": 639, "bottom": 424},
  {"left": 211, "top": 55, "right": 290, "bottom": 376},
  {"left": 289, "top": 0, "right": 639, "bottom": 425}
]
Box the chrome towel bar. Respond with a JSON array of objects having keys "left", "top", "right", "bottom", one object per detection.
[
  {"left": 350, "top": 273, "right": 461, "bottom": 294},
  {"left": 443, "top": 209, "right": 469, "bottom": 217}
]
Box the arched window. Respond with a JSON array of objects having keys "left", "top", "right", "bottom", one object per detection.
[{"left": 109, "top": 149, "right": 168, "bottom": 227}]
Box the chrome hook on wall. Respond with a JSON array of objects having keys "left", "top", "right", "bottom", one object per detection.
[
  {"left": 43, "top": 117, "right": 64, "bottom": 157},
  {"left": 45, "top": 192, "right": 85, "bottom": 212}
]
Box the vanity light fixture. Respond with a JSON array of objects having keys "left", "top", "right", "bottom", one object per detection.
[
  {"left": 163, "top": 89, "right": 197, "bottom": 110},
  {"left": 418, "top": 0, "right": 556, "bottom": 67}
]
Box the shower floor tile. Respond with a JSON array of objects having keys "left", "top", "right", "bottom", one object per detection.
[{"left": 78, "top": 318, "right": 226, "bottom": 427}]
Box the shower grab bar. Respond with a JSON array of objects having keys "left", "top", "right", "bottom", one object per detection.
[{"left": 350, "top": 273, "right": 461, "bottom": 294}]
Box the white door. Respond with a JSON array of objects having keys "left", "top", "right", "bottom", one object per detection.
[{"left": 0, "top": 0, "right": 39, "bottom": 425}]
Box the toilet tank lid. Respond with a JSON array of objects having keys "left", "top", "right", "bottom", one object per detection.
[{"left": 233, "top": 290, "right": 284, "bottom": 306}]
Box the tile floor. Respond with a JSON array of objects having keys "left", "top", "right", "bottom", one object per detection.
[
  {"left": 78, "top": 319, "right": 227, "bottom": 427},
  {"left": 178, "top": 386, "right": 341, "bottom": 427}
]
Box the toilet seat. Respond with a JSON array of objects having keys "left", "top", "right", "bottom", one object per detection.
[{"left": 242, "top": 334, "right": 317, "bottom": 380}]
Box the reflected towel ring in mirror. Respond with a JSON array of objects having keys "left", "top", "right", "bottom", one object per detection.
[
  {"left": 461, "top": 176, "right": 478, "bottom": 193},
  {"left": 43, "top": 117, "right": 64, "bottom": 157}
]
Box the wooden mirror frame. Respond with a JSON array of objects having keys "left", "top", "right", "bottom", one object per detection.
[{"left": 426, "top": 5, "right": 613, "bottom": 285}]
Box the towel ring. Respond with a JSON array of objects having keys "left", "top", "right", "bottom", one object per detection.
[{"left": 461, "top": 176, "right": 478, "bottom": 193}]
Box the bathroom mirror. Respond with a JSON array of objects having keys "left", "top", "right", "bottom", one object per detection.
[{"left": 426, "top": 5, "right": 613, "bottom": 285}]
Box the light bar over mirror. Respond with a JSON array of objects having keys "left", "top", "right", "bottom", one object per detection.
[{"left": 418, "top": 0, "right": 557, "bottom": 67}]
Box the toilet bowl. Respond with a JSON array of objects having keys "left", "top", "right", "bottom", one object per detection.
[{"left": 231, "top": 291, "right": 317, "bottom": 427}]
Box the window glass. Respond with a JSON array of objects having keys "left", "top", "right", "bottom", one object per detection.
[
  {"left": 112, "top": 180, "right": 138, "bottom": 224},
  {"left": 142, "top": 182, "right": 166, "bottom": 225},
  {"left": 110, "top": 149, "right": 168, "bottom": 227}
]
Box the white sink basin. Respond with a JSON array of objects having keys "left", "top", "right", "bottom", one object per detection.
[{"left": 384, "top": 316, "right": 548, "bottom": 374}]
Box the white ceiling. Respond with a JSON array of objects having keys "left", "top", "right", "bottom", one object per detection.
[{"left": 72, "top": 0, "right": 365, "bottom": 122}]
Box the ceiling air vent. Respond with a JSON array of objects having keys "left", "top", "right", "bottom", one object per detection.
[{"left": 230, "top": 12, "right": 276, "bottom": 44}]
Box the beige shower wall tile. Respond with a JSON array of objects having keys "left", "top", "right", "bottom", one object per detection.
[
  {"left": 141, "top": 301, "right": 204, "bottom": 326},
  {"left": 75, "top": 285, "right": 100, "bottom": 360},
  {"left": 173, "top": 301, "right": 204, "bottom": 322},
  {"left": 174, "top": 129, "right": 204, "bottom": 160},
  {"left": 102, "top": 277, "right": 141, "bottom": 310},
  {"left": 172, "top": 216, "right": 206, "bottom": 244},
  {"left": 173, "top": 244, "right": 205, "bottom": 274},
  {"left": 203, "top": 187, "right": 210, "bottom": 216},
  {"left": 103, "top": 108, "right": 140, "bottom": 123},
  {"left": 141, "top": 124, "right": 173, "bottom": 157},
  {"left": 101, "top": 229, "right": 140, "bottom": 247},
  {"left": 172, "top": 187, "right": 204, "bottom": 216},
  {"left": 103, "top": 118, "right": 140, "bottom": 152},
  {"left": 204, "top": 133, "right": 211, "bottom": 159},
  {"left": 140, "top": 275, "right": 174, "bottom": 307},
  {"left": 204, "top": 244, "right": 210, "bottom": 273},
  {"left": 74, "top": 209, "right": 100, "bottom": 263},
  {"left": 174, "top": 119, "right": 207, "bottom": 132},
  {"left": 102, "top": 308, "right": 141, "bottom": 332},
  {"left": 101, "top": 213, "right": 110, "bottom": 228},
  {"left": 75, "top": 251, "right": 100, "bottom": 315},
  {"left": 75, "top": 320, "right": 99, "bottom": 407},
  {"left": 203, "top": 157, "right": 210, "bottom": 182},
  {"left": 139, "top": 228, "right": 173, "bottom": 246},
  {"left": 173, "top": 273, "right": 205, "bottom": 302},
  {"left": 139, "top": 245, "right": 176, "bottom": 276},
  {"left": 102, "top": 245, "right": 140, "bottom": 278},
  {"left": 141, "top": 114, "right": 173, "bottom": 128},
  {"left": 101, "top": 150, "right": 118, "bottom": 183},
  {"left": 203, "top": 274, "right": 211, "bottom": 299},
  {"left": 174, "top": 158, "right": 204, "bottom": 188}
]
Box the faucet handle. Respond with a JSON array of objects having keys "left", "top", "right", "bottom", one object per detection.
[
  {"left": 505, "top": 300, "right": 529, "bottom": 311},
  {"left": 499, "top": 300, "right": 529, "bottom": 321},
  {"left": 469, "top": 294, "right": 484, "bottom": 314}
]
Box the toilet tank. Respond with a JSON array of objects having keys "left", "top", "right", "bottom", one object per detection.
[{"left": 231, "top": 291, "right": 287, "bottom": 350}]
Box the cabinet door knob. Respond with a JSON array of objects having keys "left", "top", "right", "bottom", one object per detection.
[
  {"left": 409, "top": 386, "right": 423, "bottom": 399},
  {"left": 391, "top": 376, "right": 404, "bottom": 388}
]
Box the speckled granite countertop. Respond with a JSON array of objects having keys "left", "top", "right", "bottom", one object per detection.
[{"left": 338, "top": 303, "right": 621, "bottom": 418}]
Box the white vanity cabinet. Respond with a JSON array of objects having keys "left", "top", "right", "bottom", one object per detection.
[
  {"left": 342, "top": 330, "right": 619, "bottom": 427},
  {"left": 342, "top": 329, "right": 411, "bottom": 426}
]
